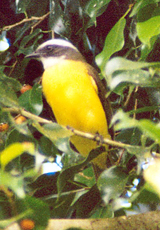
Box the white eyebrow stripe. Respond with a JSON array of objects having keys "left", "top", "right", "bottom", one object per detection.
[{"left": 37, "top": 39, "right": 78, "bottom": 51}]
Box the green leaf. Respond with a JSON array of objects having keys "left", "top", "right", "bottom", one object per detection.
[
  {"left": 96, "top": 17, "right": 126, "bottom": 72},
  {"left": 85, "top": 0, "right": 111, "bottom": 25},
  {"left": 0, "top": 73, "right": 22, "bottom": 92},
  {"left": 16, "top": 0, "right": 31, "bottom": 14},
  {"left": 140, "top": 36, "right": 157, "bottom": 61},
  {"left": 0, "top": 170, "right": 25, "bottom": 198},
  {"left": 72, "top": 184, "right": 101, "bottom": 218},
  {"left": 130, "top": 0, "right": 160, "bottom": 17},
  {"left": 6, "top": 129, "right": 34, "bottom": 146},
  {"left": 137, "top": 16, "right": 160, "bottom": 46},
  {"left": 16, "top": 28, "right": 43, "bottom": 55},
  {"left": 115, "top": 128, "right": 142, "bottom": 146},
  {"left": 75, "top": 166, "right": 95, "bottom": 188},
  {"left": 105, "top": 57, "right": 160, "bottom": 75},
  {"left": 17, "top": 196, "right": 50, "bottom": 229},
  {"left": 90, "top": 205, "right": 114, "bottom": 218},
  {"left": 133, "top": 182, "right": 160, "bottom": 203},
  {"left": 105, "top": 57, "right": 160, "bottom": 90},
  {"left": 49, "top": 0, "right": 66, "bottom": 35},
  {"left": 21, "top": 28, "right": 42, "bottom": 48},
  {"left": 14, "top": 23, "right": 33, "bottom": 44},
  {"left": 0, "top": 83, "right": 18, "bottom": 107},
  {"left": 136, "top": 3, "right": 160, "bottom": 46},
  {"left": 129, "top": 105, "right": 160, "bottom": 116},
  {"left": 62, "top": 149, "right": 84, "bottom": 169},
  {"left": 109, "top": 69, "right": 152, "bottom": 90},
  {"left": 19, "top": 90, "right": 31, "bottom": 111},
  {"left": 57, "top": 157, "right": 84, "bottom": 196},
  {"left": 0, "top": 73, "right": 21, "bottom": 107},
  {"left": 16, "top": 0, "right": 48, "bottom": 17},
  {"left": 39, "top": 136, "right": 59, "bottom": 157},
  {"left": 112, "top": 110, "right": 160, "bottom": 144},
  {"left": 140, "top": 120, "right": 160, "bottom": 143},
  {"left": 19, "top": 84, "right": 43, "bottom": 115},
  {"left": 13, "top": 119, "right": 32, "bottom": 136},
  {"left": 33, "top": 122, "right": 73, "bottom": 153},
  {"left": 0, "top": 142, "right": 35, "bottom": 169},
  {"left": 29, "top": 84, "right": 43, "bottom": 115},
  {"left": 97, "top": 166, "right": 128, "bottom": 204},
  {"left": 57, "top": 146, "right": 105, "bottom": 195}
]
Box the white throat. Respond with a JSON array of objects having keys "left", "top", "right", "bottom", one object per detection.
[{"left": 41, "top": 55, "right": 66, "bottom": 69}]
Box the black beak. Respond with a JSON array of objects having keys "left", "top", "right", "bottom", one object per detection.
[{"left": 25, "top": 51, "right": 40, "bottom": 59}]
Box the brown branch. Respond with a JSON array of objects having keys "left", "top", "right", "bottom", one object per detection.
[
  {"left": 2, "top": 107, "right": 128, "bottom": 149},
  {"left": 67, "top": 126, "right": 139, "bottom": 150},
  {"left": 5, "top": 211, "right": 160, "bottom": 230},
  {"left": 2, "top": 107, "right": 150, "bottom": 151},
  {"left": 0, "top": 11, "right": 50, "bottom": 32},
  {"left": 3, "top": 107, "right": 52, "bottom": 124}
]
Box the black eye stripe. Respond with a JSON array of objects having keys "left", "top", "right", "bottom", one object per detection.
[{"left": 37, "top": 45, "right": 83, "bottom": 60}]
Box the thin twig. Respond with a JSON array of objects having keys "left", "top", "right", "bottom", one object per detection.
[
  {"left": 133, "top": 86, "right": 139, "bottom": 119},
  {"left": 0, "top": 11, "right": 50, "bottom": 32},
  {"left": 42, "top": 187, "right": 89, "bottom": 200},
  {"left": 2, "top": 107, "right": 143, "bottom": 150},
  {"left": 3, "top": 107, "right": 52, "bottom": 124},
  {"left": 67, "top": 127, "right": 131, "bottom": 149}
]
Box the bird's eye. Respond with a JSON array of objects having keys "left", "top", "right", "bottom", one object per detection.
[{"left": 46, "top": 45, "right": 53, "bottom": 51}]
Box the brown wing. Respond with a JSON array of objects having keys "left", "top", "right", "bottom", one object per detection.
[{"left": 86, "top": 64, "right": 114, "bottom": 139}]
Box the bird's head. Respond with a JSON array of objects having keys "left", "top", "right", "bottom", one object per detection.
[{"left": 26, "top": 39, "right": 85, "bottom": 69}]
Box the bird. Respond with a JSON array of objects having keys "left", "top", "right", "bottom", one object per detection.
[{"left": 26, "top": 38, "right": 112, "bottom": 177}]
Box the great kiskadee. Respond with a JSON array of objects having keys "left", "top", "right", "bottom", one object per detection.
[{"left": 26, "top": 39, "right": 112, "bottom": 176}]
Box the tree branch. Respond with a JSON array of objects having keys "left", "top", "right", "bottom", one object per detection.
[
  {"left": 0, "top": 12, "right": 50, "bottom": 32},
  {"left": 5, "top": 211, "right": 160, "bottom": 230},
  {"left": 2, "top": 107, "right": 148, "bottom": 151}
]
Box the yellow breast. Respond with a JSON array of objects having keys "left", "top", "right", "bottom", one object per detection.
[{"left": 42, "top": 60, "right": 110, "bottom": 168}]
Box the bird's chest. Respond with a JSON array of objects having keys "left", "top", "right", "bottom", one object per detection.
[
  {"left": 42, "top": 62, "right": 96, "bottom": 126},
  {"left": 42, "top": 62, "right": 89, "bottom": 105}
]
